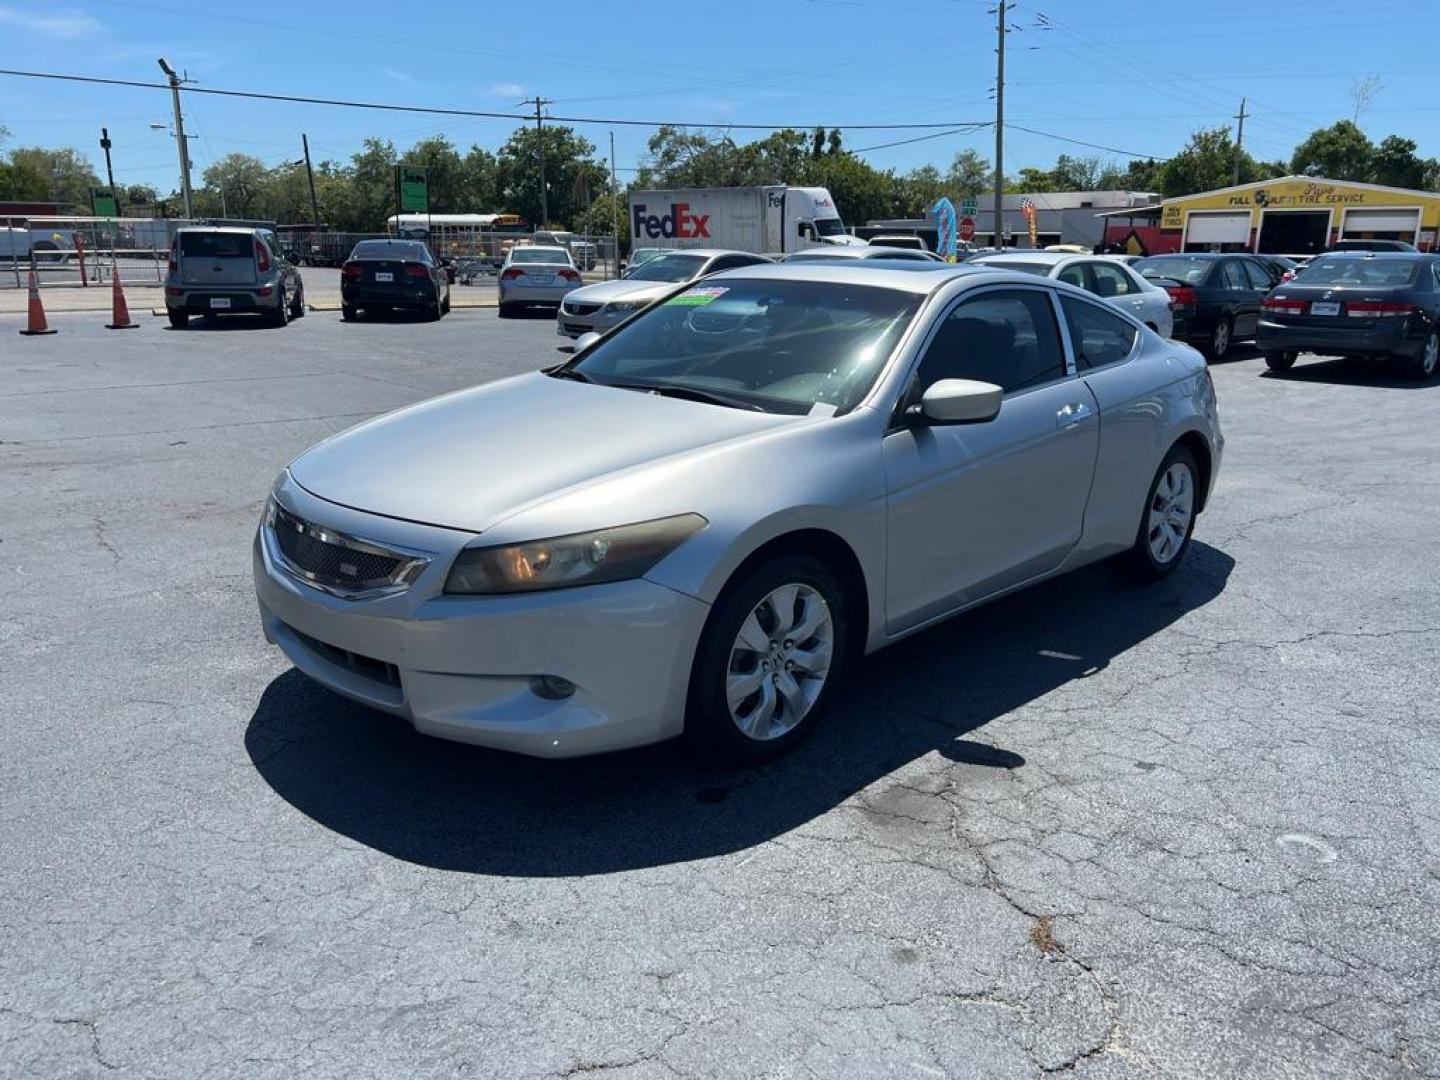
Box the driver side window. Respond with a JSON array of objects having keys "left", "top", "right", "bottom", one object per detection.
[{"left": 915, "top": 289, "right": 1067, "bottom": 394}]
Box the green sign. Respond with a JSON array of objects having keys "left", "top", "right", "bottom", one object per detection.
[
  {"left": 960, "top": 196, "right": 977, "bottom": 217},
  {"left": 90, "top": 186, "right": 119, "bottom": 217},
  {"left": 397, "top": 165, "right": 428, "bottom": 213}
]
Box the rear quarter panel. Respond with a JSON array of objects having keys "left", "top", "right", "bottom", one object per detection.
[{"left": 1071, "top": 336, "right": 1217, "bottom": 562}]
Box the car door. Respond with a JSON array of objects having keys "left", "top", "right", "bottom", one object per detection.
[
  {"left": 882, "top": 285, "right": 1101, "bottom": 633},
  {"left": 1237, "top": 258, "right": 1276, "bottom": 337},
  {"left": 1219, "top": 258, "right": 1258, "bottom": 337}
]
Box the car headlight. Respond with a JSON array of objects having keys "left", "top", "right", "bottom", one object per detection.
[
  {"left": 444, "top": 514, "right": 707, "bottom": 595},
  {"left": 603, "top": 300, "right": 646, "bottom": 314}
]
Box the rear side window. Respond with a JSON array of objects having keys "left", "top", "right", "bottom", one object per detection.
[
  {"left": 917, "top": 288, "right": 1067, "bottom": 394},
  {"left": 1056, "top": 263, "right": 1088, "bottom": 288},
  {"left": 1220, "top": 261, "right": 1247, "bottom": 290},
  {"left": 1061, "top": 296, "right": 1138, "bottom": 369},
  {"left": 1241, "top": 261, "right": 1274, "bottom": 289},
  {"left": 1087, "top": 262, "right": 1134, "bottom": 297},
  {"left": 180, "top": 232, "right": 251, "bottom": 258}
]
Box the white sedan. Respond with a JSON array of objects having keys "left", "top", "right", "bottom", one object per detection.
[
  {"left": 970, "top": 252, "right": 1175, "bottom": 338},
  {"left": 497, "top": 245, "right": 582, "bottom": 317}
]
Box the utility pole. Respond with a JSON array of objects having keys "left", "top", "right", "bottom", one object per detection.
[
  {"left": 1232, "top": 97, "right": 1249, "bottom": 187},
  {"left": 524, "top": 96, "right": 554, "bottom": 229},
  {"left": 993, "top": 0, "right": 1006, "bottom": 249},
  {"left": 157, "top": 58, "right": 193, "bottom": 218},
  {"left": 99, "top": 127, "right": 116, "bottom": 195},
  {"left": 302, "top": 133, "right": 321, "bottom": 226},
  {"left": 610, "top": 131, "right": 621, "bottom": 279}
]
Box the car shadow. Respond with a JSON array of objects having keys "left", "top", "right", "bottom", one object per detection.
[
  {"left": 342, "top": 307, "right": 443, "bottom": 323},
  {"left": 164, "top": 315, "right": 284, "bottom": 331},
  {"left": 246, "top": 542, "right": 1234, "bottom": 877},
  {"left": 1260, "top": 354, "right": 1434, "bottom": 388}
]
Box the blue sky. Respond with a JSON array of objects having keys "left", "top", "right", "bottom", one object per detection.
[{"left": 2, "top": 0, "right": 1438, "bottom": 198}]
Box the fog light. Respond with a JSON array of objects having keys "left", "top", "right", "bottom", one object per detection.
[{"left": 530, "top": 674, "right": 576, "bottom": 700}]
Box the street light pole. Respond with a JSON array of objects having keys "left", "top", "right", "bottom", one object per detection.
[
  {"left": 524, "top": 96, "right": 554, "bottom": 229},
  {"left": 99, "top": 127, "right": 116, "bottom": 194},
  {"left": 158, "top": 58, "right": 193, "bottom": 219},
  {"left": 993, "top": 0, "right": 1006, "bottom": 250}
]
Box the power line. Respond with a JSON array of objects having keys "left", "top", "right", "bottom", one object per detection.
[
  {"left": 1004, "top": 124, "right": 1162, "bottom": 160},
  {"left": 0, "top": 68, "right": 987, "bottom": 132},
  {"left": 849, "top": 124, "right": 991, "bottom": 155}
]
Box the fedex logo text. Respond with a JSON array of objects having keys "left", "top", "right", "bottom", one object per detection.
[{"left": 632, "top": 202, "right": 711, "bottom": 240}]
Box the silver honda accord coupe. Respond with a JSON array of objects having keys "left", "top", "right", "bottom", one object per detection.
[{"left": 254, "top": 263, "right": 1223, "bottom": 761}]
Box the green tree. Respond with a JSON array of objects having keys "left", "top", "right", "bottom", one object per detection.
[
  {"left": 1369, "top": 135, "right": 1431, "bottom": 189},
  {"left": 199, "top": 153, "right": 269, "bottom": 218},
  {"left": 2, "top": 146, "right": 99, "bottom": 207},
  {"left": 459, "top": 145, "right": 498, "bottom": 210},
  {"left": 1290, "top": 120, "right": 1374, "bottom": 181},
  {"left": 496, "top": 124, "right": 607, "bottom": 228},
  {"left": 945, "top": 149, "right": 991, "bottom": 196},
  {"left": 1158, "top": 127, "right": 1277, "bottom": 197}
]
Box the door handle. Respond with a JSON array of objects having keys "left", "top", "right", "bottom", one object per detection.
[{"left": 1056, "top": 402, "right": 1092, "bottom": 429}]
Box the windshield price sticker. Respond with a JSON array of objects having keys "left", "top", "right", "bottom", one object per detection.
[{"left": 666, "top": 286, "right": 729, "bottom": 307}]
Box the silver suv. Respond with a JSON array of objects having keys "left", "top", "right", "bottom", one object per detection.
[{"left": 165, "top": 227, "right": 305, "bottom": 328}]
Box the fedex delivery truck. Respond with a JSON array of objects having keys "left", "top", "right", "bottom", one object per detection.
[{"left": 628, "top": 186, "right": 862, "bottom": 256}]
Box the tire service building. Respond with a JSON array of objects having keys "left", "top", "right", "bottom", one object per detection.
[{"left": 1101, "top": 176, "right": 1440, "bottom": 257}]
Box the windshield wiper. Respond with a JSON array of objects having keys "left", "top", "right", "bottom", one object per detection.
[
  {"left": 548, "top": 367, "right": 592, "bottom": 383},
  {"left": 605, "top": 380, "right": 764, "bottom": 412}
]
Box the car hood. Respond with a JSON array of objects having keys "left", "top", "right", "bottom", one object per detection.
[
  {"left": 288, "top": 372, "right": 796, "bottom": 534},
  {"left": 566, "top": 278, "right": 678, "bottom": 304}
]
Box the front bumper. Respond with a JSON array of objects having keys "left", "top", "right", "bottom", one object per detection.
[
  {"left": 1256, "top": 317, "right": 1417, "bottom": 358},
  {"left": 556, "top": 306, "right": 630, "bottom": 337},
  {"left": 252, "top": 477, "right": 710, "bottom": 758}
]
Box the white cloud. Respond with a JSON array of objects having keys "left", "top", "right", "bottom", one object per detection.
[
  {"left": 0, "top": 5, "right": 101, "bottom": 38},
  {"left": 381, "top": 67, "right": 418, "bottom": 87},
  {"left": 486, "top": 82, "right": 526, "bottom": 98}
]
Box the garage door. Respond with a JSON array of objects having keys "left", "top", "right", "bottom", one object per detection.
[
  {"left": 1185, "top": 211, "right": 1251, "bottom": 245},
  {"left": 1342, "top": 208, "right": 1420, "bottom": 238}
]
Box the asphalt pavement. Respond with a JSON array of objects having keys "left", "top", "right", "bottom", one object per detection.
[{"left": 1, "top": 306, "right": 1437, "bottom": 1079}]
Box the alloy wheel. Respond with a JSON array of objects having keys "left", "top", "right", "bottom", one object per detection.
[
  {"left": 1147, "top": 462, "right": 1194, "bottom": 565},
  {"left": 1212, "top": 320, "right": 1229, "bottom": 359},
  {"left": 1423, "top": 333, "right": 1438, "bottom": 376},
  {"left": 726, "top": 583, "right": 834, "bottom": 740}
]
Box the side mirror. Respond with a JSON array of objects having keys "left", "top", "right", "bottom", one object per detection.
[
  {"left": 575, "top": 331, "right": 602, "bottom": 352},
  {"left": 915, "top": 378, "right": 1003, "bottom": 424}
]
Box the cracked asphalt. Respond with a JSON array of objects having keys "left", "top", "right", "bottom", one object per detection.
[{"left": 2, "top": 306, "right": 1437, "bottom": 1079}]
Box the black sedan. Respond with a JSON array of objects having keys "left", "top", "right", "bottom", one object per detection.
[
  {"left": 340, "top": 239, "right": 451, "bottom": 321},
  {"left": 1133, "top": 253, "right": 1280, "bottom": 360},
  {"left": 1256, "top": 253, "right": 1440, "bottom": 380}
]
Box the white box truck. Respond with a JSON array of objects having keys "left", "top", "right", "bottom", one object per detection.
[{"left": 628, "top": 186, "right": 863, "bottom": 256}]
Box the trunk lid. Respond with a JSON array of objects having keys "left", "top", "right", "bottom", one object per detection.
[{"left": 179, "top": 232, "right": 257, "bottom": 286}]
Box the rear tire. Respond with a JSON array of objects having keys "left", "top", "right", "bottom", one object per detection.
[
  {"left": 1204, "top": 317, "right": 1232, "bottom": 362},
  {"left": 1264, "top": 350, "right": 1297, "bottom": 372},
  {"left": 684, "top": 554, "right": 850, "bottom": 765},
  {"left": 167, "top": 311, "right": 188, "bottom": 329},
  {"left": 497, "top": 302, "right": 514, "bottom": 319},
  {"left": 341, "top": 305, "right": 357, "bottom": 321},
  {"left": 1404, "top": 330, "right": 1439, "bottom": 381},
  {"left": 1117, "top": 444, "right": 1200, "bottom": 580}
]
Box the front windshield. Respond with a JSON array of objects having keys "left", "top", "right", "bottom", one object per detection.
[
  {"left": 563, "top": 278, "right": 922, "bottom": 415},
  {"left": 624, "top": 252, "right": 707, "bottom": 282},
  {"left": 814, "top": 218, "right": 848, "bottom": 237},
  {"left": 1137, "top": 258, "right": 1210, "bottom": 284}
]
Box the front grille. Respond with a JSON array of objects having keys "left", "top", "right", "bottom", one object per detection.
[
  {"left": 563, "top": 301, "right": 602, "bottom": 316},
  {"left": 286, "top": 623, "right": 401, "bottom": 689},
  {"left": 269, "top": 503, "right": 424, "bottom": 596}
]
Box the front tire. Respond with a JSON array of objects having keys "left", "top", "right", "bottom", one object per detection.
[
  {"left": 289, "top": 284, "right": 306, "bottom": 318},
  {"left": 1264, "top": 350, "right": 1297, "bottom": 372},
  {"left": 685, "top": 555, "right": 850, "bottom": 764},
  {"left": 1118, "top": 444, "right": 1200, "bottom": 580}
]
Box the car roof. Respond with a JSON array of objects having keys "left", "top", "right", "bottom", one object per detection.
[
  {"left": 971, "top": 251, "right": 1076, "bottom": 266},
  {"left": 512, "top": 245, "right": 569, "bottom": 255},
  {"left": 1136, "top": 252, "right": 1243, "bottom": 261},
  {"left": 705, "top": 260, "right": 1017, "bottom": 295},
  {"left": 641, "top": 248, "right": 762, "bottom": 259},
  {"left": 176, "top": 226, "right": 265, "bottom": 235},
  {"left": 1310, "top": 250, "right": 1431, "bottom": 260}
]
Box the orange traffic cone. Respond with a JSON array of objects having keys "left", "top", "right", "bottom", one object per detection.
[
  {"left": 18, "top": 269, "right": 56, "bottom": 336},
  {"left": 106, "top": 267, "right": 138, "bottom": 329}
]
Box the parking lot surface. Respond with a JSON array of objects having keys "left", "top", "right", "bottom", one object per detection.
[{"left": 2, "top": 308, "right": 1437, "bottom": 1079}]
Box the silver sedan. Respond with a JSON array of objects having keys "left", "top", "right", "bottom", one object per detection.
[
  {"left": 970, "top": 251, "right": 1176, "bottom": 338},
  {"left": 557, "top": 249, "right": 771, "bottom": 338},
  {"left": 254, "top": 263, "right": 1222, "bottom": 761},
  {"left": 497, "top": 245, "right": 582, "bottom": 316}
]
